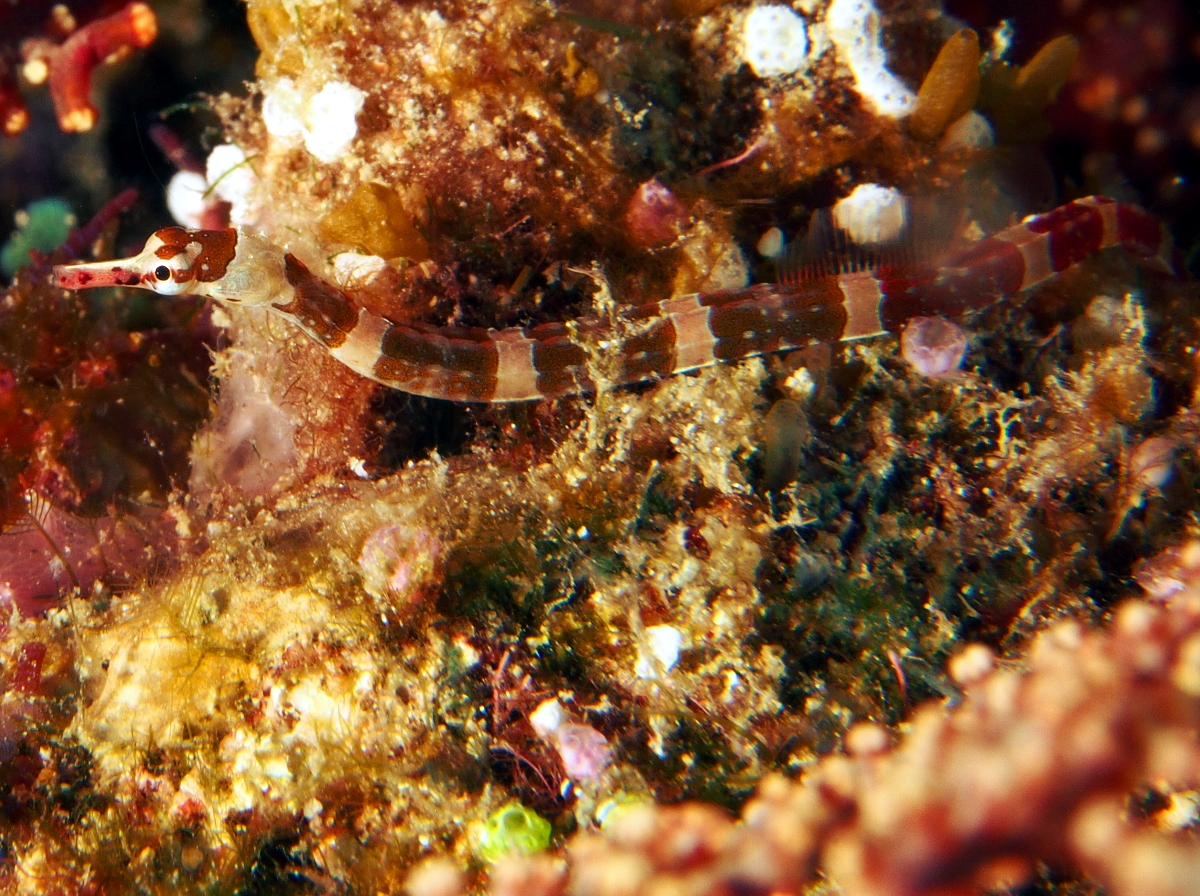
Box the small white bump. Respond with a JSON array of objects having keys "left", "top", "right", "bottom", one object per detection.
[
  {"left": 635, "top": 625, "right": 683, "bottom": 679},
  {"left": 741, "top": 6, "right": 812, "bottom": 78},
  {"left": 833, "top": 183, "right": 908, "bottom": 245}
]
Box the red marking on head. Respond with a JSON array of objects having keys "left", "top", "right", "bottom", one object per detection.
[
  {"left": 153, "top": 226, "right": 191, "bottom": 259},
  {"left": 151, "top": 225, "right": 237, "bottom": 283},
  {"left": 53, "top": 264, "right": 141, "bottom": 289}
]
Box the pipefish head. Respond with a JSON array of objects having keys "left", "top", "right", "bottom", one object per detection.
[{"left": 54, "top": 226, "right": 239, "bottom": 298}]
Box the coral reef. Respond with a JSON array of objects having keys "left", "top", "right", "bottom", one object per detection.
[
  {"left": 482, "top": 569, "right": 1200, "bottom": 896},
  {"left": 1, "top": 0, "right": 1199, "bottom": 894}
]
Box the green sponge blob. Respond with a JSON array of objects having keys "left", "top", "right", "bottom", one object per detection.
[
  {"left": 2, "top": 198, "right": 77, "bottom": 276},
  {"left": 476, "top": 802, "right": 553, "bottom": 863}
]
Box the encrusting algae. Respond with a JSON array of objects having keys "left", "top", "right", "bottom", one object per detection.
[{"left": 0, "top": 1, "right": 1199, "bottom": 895}]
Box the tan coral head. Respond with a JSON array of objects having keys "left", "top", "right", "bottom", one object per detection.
[{"left": 54, "top": 226, "right": 239, "bottom": 297}]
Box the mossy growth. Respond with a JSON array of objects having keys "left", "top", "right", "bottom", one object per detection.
[{"left": 244, "top": 0, "right": 329, "bottom": 79}]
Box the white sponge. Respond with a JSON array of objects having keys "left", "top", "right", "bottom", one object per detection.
[
  {"left": 262, "top": 77, "right": 366, "bottom": 164},
  {"left": 166, "top": 171, "right": 209, "bottom": 229},
  {"left": 206, "top": 143, "right": 260, "bottom": 226},
  {"left": 741, "top": 5, "right": 812, "bottom": 78},
  {"left": 825, "top": 0, "right": 915, "bottom": 118}
]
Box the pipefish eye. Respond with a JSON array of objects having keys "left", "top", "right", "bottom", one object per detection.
[{"left": 154, "top": 265, "right": 171, "bottom": 281}]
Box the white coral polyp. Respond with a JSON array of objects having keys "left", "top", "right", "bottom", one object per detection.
[
  {"left": 261, "top": 77, "right": 304, "bottom": 139},
  {"left": 832, "top": 183, "right": 907, "bottom": 245},
  {"left": 166, "top": 171, "right": 209, "bottom": 229},
  {"left": 529, "top": 698, "right": 565, "bottom": 739},
  {"left": 262, "top": 77, "right": 366, "bottom": 164},
  {"left": 825, "top": 0, "right": 915, "bottom": 118},
  {"left": 305, "top": 81, "right": 367, "bottom": 161},
  {"left": 332, "top": 251, "right": 388, "bottom": 288},
  {"left": 206, "top": 143, "right": 259, "bottom": 226},
  {"left": 741, "top": 5, "right": 811, "bottom": 78}
]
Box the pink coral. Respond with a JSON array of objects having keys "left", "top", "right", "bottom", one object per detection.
[
  {"left": 900, "top": 315, "right": 968, "bottom": 379},
  {"left": 358, "top": 521, "right": 444, "bottom": 616},
  {"left": 624, "top": 179, "right": 687, "bottom": 248},
  {"left": 528, "top": 698, "right": 611, "bottom": 782},
  {"left": 553, "top": 723, "right": 610, "bottom": 782}
]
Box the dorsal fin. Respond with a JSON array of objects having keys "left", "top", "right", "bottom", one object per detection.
[
  {"left": 776, "top": 207, "right": 917, "bottom": 283},
  {"left": 774, "top": 191, "right": 987, "bottom": 284}
]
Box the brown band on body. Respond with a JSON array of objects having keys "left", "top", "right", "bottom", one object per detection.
[
  {"left": 877, "top": 273, "right": 927, "bottom": 331},
  {"left": 378, "top": 322, "right": 499, "bottom": 375},
  {"left": 531, "top": 324, "right": 587, "bottom": 375},
  {"left": 1116, "top": 202, "right": 1164, "bottom": 257},
  {"left": 153, "top": 226, "right": 237, "bottom": 282},
  {"left": 529, "top": 326, "right": 592, "bottom": 397},
  {"left": 774, "top": 281, "right": 851, "bottom": 344},
  {"left": 941, "top": 237, "right": 1026, "bottom": 296},
  {"left": 1081, "top": 196, "right": 1121, "bottom": 251},
  {"left": 1025, "top": 200, "right": 1105, "bottom": 273},
  {"left": 374, "top": 353, "right": 498, "bottom": 402},
  {"left": 374, "top": 322, "right": 501, "bottom": 402},
  {"left": 620, "top": 317, "right": 677, "bottom": 383},
  {"left": 535, "top": 365, "right": 595, "bottom": 398},
  {"left": 276, "top": 254, "right": 360, "bottom": 348},
  {"left": 708, "top": 284, "right": 848, "bottom": 361},
  {"left": 880, "top": 273, "right": 978, "bottom": 323}
]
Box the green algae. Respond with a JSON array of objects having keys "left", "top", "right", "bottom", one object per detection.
[
  {"left": 476, "top": 802, "right": 553, "bottom": 862},
  {"left": 2, "top": 198, "right": 76, "bottom": 276}
]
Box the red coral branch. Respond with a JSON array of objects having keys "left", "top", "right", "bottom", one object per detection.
[
  {"left": 20, "top": 1, "right": 158, "bottom": 133},
  {"left": 24, "top": 187, "right": 138, "bottom": 276},
  {"left": 56, "top": 186, "right": 139, "bottom": 262},
  {"left": 0, "top": 68, "right": 29, "bottom": 136}
]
